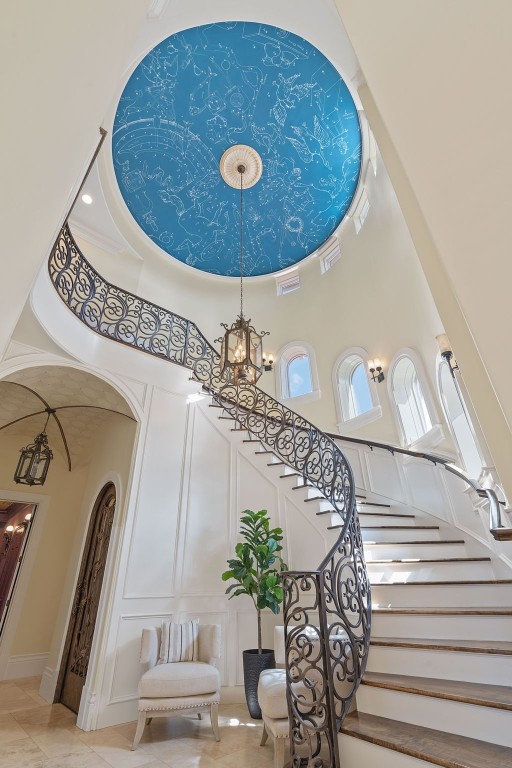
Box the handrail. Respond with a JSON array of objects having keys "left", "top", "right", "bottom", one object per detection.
[
  {"left": 49, "top": 223, "right": 371, "bottom": 767},
  {"left": 326, "top": 431, "right": 511, "bottom": 542}
]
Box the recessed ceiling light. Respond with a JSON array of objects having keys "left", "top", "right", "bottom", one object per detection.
[{"left": 81, "top": 193, "right": 93, "bottom": 205}]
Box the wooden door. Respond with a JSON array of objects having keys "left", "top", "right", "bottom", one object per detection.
[{"left": 59, "top": 483, "right": 116, "bottom": 713}]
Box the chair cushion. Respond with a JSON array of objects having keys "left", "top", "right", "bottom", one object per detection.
[
  {"left": 139, "top": 661, "right": 220, "bottom": 699},
  {"left": 258, "top": 668, "right": 288, "bottom": 719},
  {"left": 159, "top": 619, "right": 198, "bottom": 663}
]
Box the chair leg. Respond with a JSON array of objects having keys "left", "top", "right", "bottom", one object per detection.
[
  {"left": 132, "top": 711, "right": 147, "bottom": 750},
  {"left": 260, "top": 724, "right": 269, "bottom": 746},
  {"left": 146, "top": 717, "right": 153, "bottom": 725},
  {"left": 197, "top": 712, "right": 203, "bottom": 720},
  {"left": 274, "top": 737, "right": 285, "bottom": 768},
  {"left": 210, "top": 702, "right": 220, "bottom": 742}
]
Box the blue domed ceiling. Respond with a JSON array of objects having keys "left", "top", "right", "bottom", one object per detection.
[{"left": 112, "top": 22, "right": 361, "bottom": 277}]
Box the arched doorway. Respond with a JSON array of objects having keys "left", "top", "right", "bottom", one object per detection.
[{"left": 56, "top": 483, "right": 116, "bottom": 713}]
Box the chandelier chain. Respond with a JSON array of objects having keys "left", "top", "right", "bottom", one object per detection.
[{"left": 239, "top": 167, "right": 244, "bottom": 319}]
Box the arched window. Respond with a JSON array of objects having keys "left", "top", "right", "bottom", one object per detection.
[
  {"left": 333, "top": 349, "right": 381, "bottom": 430},
  {"left": 287, "top": 354, "right": 313, "bottom": 398},
  {"left": 438, "top": 359, "right": 484, "bottom": 478},
  {"left": 391, "top": 354, "right": 433, "bottom": 445},
  {"left": 277, "top": 342, "right": 320, "bottom": 403}
]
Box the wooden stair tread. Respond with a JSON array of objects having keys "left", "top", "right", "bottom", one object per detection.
[
  {"left": 364, "top": 539, "right": 464, "bottom": 545},
  {"left": 371, "top": 636, "right": 512, "bottom": 655},
  {"left": 367, "top": 557, "right": 491, "bottom": 564},
  {"left": 372, "top": 607, "right": 512, "bottom": 616},
  {"left": 341, "top": 711, "right": 512, "bottom": 768},
  {"left": 363, "top": 671, "right": 512, "bottom": 710},
  {"left": 362, "top": 525, "right": 440, "bottom": 530},
  {"left": 357, "top": 501, "right": 391, "bottom": 508},
  {"left": 373, "top": 578, "right": 512, "bottom": 586},
  {"left": 330, "top": 513, "right": 416, "bottom": 527}
]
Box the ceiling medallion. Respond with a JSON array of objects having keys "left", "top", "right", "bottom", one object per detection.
[{"left": 220, "top": 145, "right": 263, "bottom": 190}]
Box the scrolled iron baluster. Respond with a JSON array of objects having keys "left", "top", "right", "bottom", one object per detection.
[{"left": 48, "top": 223, "right": 371, "bottom": 768}]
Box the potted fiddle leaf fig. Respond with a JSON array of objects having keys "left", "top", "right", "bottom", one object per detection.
[{"left": 222, "top": 508, "right": 287, "bottom": 718}]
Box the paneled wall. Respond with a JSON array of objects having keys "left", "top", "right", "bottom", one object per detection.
[{"left": 90, "top": 393, "right": 332, "bottom": 729}]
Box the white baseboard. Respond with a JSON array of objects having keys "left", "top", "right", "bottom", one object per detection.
[
  {"left": 39, "top": 665, "right": 58, "bottom": 702},
  {"left": 4, "top": 653, "right": 49, "bottom": 680}
]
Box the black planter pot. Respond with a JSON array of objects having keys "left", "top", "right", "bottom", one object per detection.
[{"left": 242, "top": 648, "right": 275, "bottom": 719}]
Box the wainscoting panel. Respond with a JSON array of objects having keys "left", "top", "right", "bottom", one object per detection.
[
  {"left": 284, "top": 496, "right": 327, "bottom": 571},
  {"left": 365, "top": 449, "right": 405, "bottom": 501},
  {"left": 180, "top": 407, "right": 230, "bottom": 596},
  {"left": 109, "top": 613, "right": 171, "bottom": 703},
  {"left": 123, "top": 387, "right": 187, "bottom": 599}
]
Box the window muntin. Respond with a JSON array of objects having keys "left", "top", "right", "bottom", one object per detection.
[
  {"left": 392, "top": 356, "right": 432, "bottom": 444},
  {"left": 287, "top": 354, "right": 313, "bottom": 398}
]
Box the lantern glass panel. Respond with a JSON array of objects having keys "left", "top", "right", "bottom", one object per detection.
[{"left": 249, "top": 329, "right": 263, "bottom": 370}]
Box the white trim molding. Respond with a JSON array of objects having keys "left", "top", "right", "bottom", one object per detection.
[
  {"left": 387, "top": 347, "right": 443, "bottom": 449},
  {"left": 332, "top": 346, "right": 381, "bottom": 432},
  {"left": 4, "top": 653, "right": 49, "bottom": 680},
  {"left": 276, "top": 340, "right": 320, "bottom": 404}
]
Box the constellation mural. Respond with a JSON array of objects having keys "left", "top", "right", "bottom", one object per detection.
[{"left": 112, "top": 22, "right": 361, "bottom": 277}]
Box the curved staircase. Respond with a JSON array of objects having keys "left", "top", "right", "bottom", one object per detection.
[
  {"left": 208, "top": 397, "right": 512, "bottom": 767},
  {"left": 47, "top": 222, "right": 512, "bottom": 767}
]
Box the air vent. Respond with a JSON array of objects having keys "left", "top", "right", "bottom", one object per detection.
[
  {"left": 318, "top": 236, "right": 341, "bottom": 274},
  {"left": 276, "top": 270, "right": 300, "bottom": 296},
  {"left": 353, "top": 189, "right": 370, "bottom": 234}
]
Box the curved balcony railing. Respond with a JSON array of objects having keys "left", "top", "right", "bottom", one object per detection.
[
  {"left": 49, "top": 223, "right": 370, "bottom": 767},
  {"left": 326, "top": 431, "right": 510, "bottom": 542}
]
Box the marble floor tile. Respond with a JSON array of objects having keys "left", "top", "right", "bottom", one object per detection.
[
  {"left": 0, "top": 713, "right": 29, "bottom": 745},
  {"left": 41, "top": 753, "right": 113, "bottom": 768},
  {"left": 0, "top": 736, "right": 46, "bottom": 767},
  {"left": 0, "top": 678, "right": 277, "bottom": 767}
]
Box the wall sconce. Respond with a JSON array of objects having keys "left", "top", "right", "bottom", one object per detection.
[
  {"left": 368, "top": 358, "right": 385, "bottom": 383},
  {"left": 436, "top": 333, "right": 459, "bottom": 376},
  {"left": 2, "top": 514, "right": 31, "bottom": 554},
  {"left": 263, "top": 354, "right": 274, "bottom": 372},
  {"left": 3, "top": 525, "right": 15, "bottom": 547}
]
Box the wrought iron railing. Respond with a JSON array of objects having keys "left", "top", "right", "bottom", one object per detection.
[
  {"left": 49, "top": 223, "right": 370, "bottom": 767},
  {"left": 326, "top": 431, "right": 511, "bottom": 542}
]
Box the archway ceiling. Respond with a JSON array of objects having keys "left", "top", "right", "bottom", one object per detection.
[
  {"left": 0, "top": 368, "right": 134, "bottom": 469},
  {"left": 112, "top": 21, "right": 361, "bottom": 277}
]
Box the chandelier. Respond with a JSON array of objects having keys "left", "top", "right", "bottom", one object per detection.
[{"left": 218, "top": 146, "right": 268, "bottom": 386}]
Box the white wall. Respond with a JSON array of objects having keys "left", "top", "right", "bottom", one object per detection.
[
  {"left": 334, "top": 0, "right": 512, "bottom": 500},
  {"left": 0, "top": 0, "right": 147, "bottom": 358},
  {"left": 86, "top": 394, "right": 333, "bottom": 728}
]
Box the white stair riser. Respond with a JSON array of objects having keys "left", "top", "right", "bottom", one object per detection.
[
  {"left": 339, "top": 733, "right": 435, "bottom": 768},
  {"left": 370, "top": 582, "right": 512, "bottom": 607},
  {"left": 372, "top": 613, "right": 512, "bottom": 641},
  {"left": 361, "top": 528, "right": 441, "bottom": 543},
  {"left": 366, "top": 645, "right": 512, "bottom": 686},
  {"left": 364, "top": 542, "right": 467, "bottom": 559},
  {"left": 356, "top": 514, "right": 417, "bottom": 527},
  {"left": 357, "top": 684, "right": 512, "bottom": 747},
  {"left": 368, "top": 561, "right": 493, "bottom": 582}
]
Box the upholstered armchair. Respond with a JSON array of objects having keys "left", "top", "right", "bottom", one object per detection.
[{"left": 132, "top": 622, "right": 222, "bottom": 750}]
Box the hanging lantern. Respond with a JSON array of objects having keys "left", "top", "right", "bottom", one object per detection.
[
  {"left": 218, "top": 146, "right": 268, "bottom": 385},
  {"left": 14, "top": 430, "right": 53, "bottom": 486},
  {"left": 220, "top": 315, "right": 263, "bottom": 385}
]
